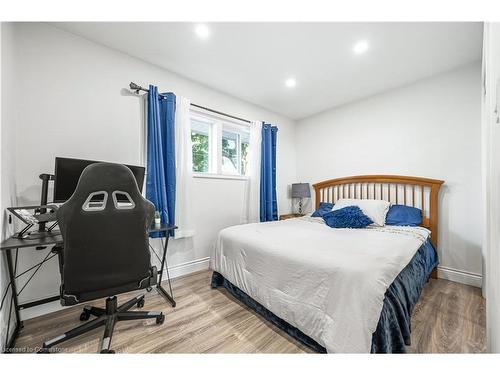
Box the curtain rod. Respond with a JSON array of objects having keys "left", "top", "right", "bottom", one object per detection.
[{"left": 129, "top": 82, "right": 252, "bottom": 124}]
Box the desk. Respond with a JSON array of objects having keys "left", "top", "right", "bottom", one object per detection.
[
  {"left": 0, "top": 223, "right": 177, "bottom": 352},
  {"left": 148, "top": 224, "right": 177, "bottom": 308}
]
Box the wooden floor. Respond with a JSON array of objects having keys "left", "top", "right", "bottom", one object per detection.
[{"left": 14, "top": 270, "right": 485, "bottom": 353}]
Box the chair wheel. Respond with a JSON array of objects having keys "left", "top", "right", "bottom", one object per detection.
[
  {"left": 80, "top": 311, "right": 90, "bottom": 321},
  {"left": 100, "top": 349, "right": 115, "bottom": 354},
  {"left": 137, "top": 299, "right": 145, "bottom": 308},
  {"left": 156, "top": 314, "right": 165, "bottom": 325},
  {"left": 146, "top": 287, "right": 153, "bottom": 292}
]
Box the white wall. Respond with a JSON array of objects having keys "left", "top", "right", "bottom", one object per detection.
[
  {"left": 482, "top": 22, "right": 500, "bottom": 354},
  {"left": 1, "top": 22, "right": 19, "bottom": 351},
  {"left": 296, "top": 62, "right": 482, "bottom": 285},
  {"left": 2, "top": 22, "right": 297, "bottom": 318}
]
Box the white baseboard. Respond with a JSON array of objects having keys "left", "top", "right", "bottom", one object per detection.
[
  {"left": 437, "top": 266, "right": 482, "bottom": 288},
  {"left": 20, "top": 257, "right": 211, "bottom": 321},
  {"left": 165, "top": 257, "right": 210, "bottom": 279},
  {"left": 20, "top": 300, "right": 71, "bottom": 321}
]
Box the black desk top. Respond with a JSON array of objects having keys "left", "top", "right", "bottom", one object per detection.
[
  {"left": 149, "top": 223, "right": 177, "bottom": 233},
  {"left": 0, "top": 223, "right": 177, "bottom": 251},
  {"left": 0, "top": 233, "right": 63, "bottom": 250}
]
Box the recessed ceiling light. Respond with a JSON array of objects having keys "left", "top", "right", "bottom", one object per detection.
[
  {"left": 195, "top": 24, "right": 210, "bottom": 40},
  {"left": 353, "top": 40, "right": 369, "bottom": 55},
  {"left": 285, "top": 78, "right": 297, "bottom": 88}
]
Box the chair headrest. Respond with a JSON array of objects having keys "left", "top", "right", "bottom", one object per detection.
[{"left": 70, "top": 162, "right": 142, "bottom": 202}]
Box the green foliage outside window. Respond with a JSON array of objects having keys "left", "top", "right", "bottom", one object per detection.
[
  {"left": 241, "top": 142, "right": 249, "bottom": 175},
  {"left": 222, "top": 134, "right": 249, "bottom": 175},
  {"left": 222, "top": 135, "right": 237, "bottom": 173},
  {"left": 191, "top": 122, "right": 249, "bottom": 175},
  {"left": 192, "top": 131, "right": 209, "bottom": 172}
]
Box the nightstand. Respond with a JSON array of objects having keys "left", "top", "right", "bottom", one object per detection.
[{"left": 279, "top": 213, "right": 305, "bottom": 220}]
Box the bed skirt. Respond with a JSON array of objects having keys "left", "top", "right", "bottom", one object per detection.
[{"left": 211, "top": 239, "right": 438, "bottom": 353}]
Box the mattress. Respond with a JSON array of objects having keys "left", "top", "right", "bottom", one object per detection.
[{"left": 211, "top": 216, "right": 436, "bottom": 353}]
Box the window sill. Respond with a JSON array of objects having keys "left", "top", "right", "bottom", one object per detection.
[{"left": 193, "top": 173, "right": 248, "bottom": 181}]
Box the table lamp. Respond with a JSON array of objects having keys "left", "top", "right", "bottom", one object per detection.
[{"left": 291, "top": 183, "right": 311, "bottom": 215}]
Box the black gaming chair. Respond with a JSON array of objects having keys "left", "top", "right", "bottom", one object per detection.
[{"left": 41, "top": 163, "right": 164, "bottom": 353}]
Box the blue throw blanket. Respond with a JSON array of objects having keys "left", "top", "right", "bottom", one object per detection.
[{"left": 211, "top": 239, "right": 438, "bottom": 353}]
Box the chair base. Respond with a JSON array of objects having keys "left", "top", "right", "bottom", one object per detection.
[{"left": 39, "top": 294, "right": 164, "bottom": 353}]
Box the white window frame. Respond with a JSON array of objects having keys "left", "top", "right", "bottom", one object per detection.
[{"left": 190, "top": 108, "right": 250, "bottom": 180}]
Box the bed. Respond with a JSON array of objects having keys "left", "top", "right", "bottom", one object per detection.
[{"left": 211, "top": 175, "right": 444, "bottom": 353}]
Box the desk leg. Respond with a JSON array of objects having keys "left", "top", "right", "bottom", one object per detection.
[
  {"left": 4, "top": 248, "right": 22, "bottom": 352},
  {"left": 156, "top": 235, "right": 176, "bottom": 307}
]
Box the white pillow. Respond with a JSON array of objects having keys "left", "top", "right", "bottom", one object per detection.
[{"left": 332, "top": 199, "right": 391, "bottom": 227}]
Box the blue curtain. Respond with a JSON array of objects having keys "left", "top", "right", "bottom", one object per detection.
[
  {"left": 260, "top": 123, "right": 278, "bottom": 222},
  {"left": 146, "top": 85, "right": 176, "bottom": 237}
]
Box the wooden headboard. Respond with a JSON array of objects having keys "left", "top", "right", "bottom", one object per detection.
[{"left": 312, "top": 175, "right": 444, "bottom": 247}]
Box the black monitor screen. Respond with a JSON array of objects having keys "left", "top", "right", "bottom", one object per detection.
[{"left": 53, "top": 157, "right": 146, "bottom": 203}]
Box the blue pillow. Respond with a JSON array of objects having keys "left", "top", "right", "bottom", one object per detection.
[
  {"left": 386, "top": 204, "right": 422, "bottom": 226},
  {"left": 311, "top": 202, "right": 334, "bottom": 217},
  {"left": 323, "top": 206, "right": 373, "bottom": 229}
]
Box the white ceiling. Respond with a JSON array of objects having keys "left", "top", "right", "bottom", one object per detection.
[{"left": 53, "top": 22, "right": 483, "bottom": 120}]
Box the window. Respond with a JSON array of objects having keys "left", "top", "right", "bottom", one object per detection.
[
  {"left": 191, "top": 111, "right": 250, "bottom": 177},
  {"left": 222, "top": 124, "right": 250, "bottom": 175}
]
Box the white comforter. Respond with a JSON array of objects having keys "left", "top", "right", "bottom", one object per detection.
[{"left": 211, "top": 216, "right": 430, "bottom": 353}]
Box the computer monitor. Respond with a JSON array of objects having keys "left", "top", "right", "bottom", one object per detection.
[{"left": 53, "top": 157, "right": 146, "bottom": 203}]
